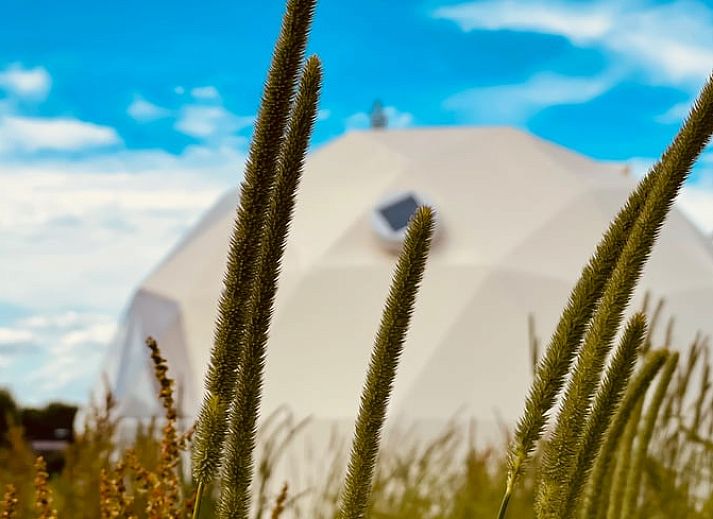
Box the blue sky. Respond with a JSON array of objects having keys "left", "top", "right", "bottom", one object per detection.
[{"left": 0, "top": 0, "right": 712, "bottom": 405}]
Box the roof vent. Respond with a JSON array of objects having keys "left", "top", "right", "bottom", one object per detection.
[
  {"left": 371, "top": 191, "right": 438, "bottom": 251},
  {"left": 370, "top": 100, "right": 388, "bottom": 129}
]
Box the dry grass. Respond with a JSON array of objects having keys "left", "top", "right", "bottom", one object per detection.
[{"left": 0, "top": 325, "right": 710, "bottom": 518}]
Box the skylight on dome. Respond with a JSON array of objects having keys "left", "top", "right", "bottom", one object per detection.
[
  {"left": 379, "top": 194, "right": 420, "bottom": 232},
  {"left": 371, "top": 191, "right": 438, "bottom": 251}
]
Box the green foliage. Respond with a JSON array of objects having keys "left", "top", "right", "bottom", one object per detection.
[{"left": 0, "top": 389, "right": 19, "bottom": 440}]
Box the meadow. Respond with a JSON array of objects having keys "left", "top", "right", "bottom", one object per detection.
[{"left": 2, "top": 0, "right": 713, "bottom": 517}]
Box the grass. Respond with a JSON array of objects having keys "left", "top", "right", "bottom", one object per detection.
[
  {"left": 2, "top": 0, "right": 713, "bottom": 516},
  {"left": 1, "top": 324, "right": 711, "bottom": 518}
]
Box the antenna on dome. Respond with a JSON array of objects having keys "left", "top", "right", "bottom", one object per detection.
[{"left": 370, "top": 100, "right": 388, "bottom": 129}]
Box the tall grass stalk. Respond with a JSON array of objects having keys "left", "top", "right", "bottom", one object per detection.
[
  {"left": 337, "top": 207, "right": 435, "bottom": 519},
  {"left": 558, "top": 313, "right": 646, "bottom": 518},
  {"left": 504, "top": 167, "right": 653, "bottom": 497},
  {"left": 501, "top": 72, "right": 713, "bottom": 518},
  {"left": 605, "top": 398, "right": 644, "bottom": 519},
  {"left": 192, "top": 0, "right": 317, "bottom": 489},
  {"left": 218, "top": 56, "right": 322, "bottom": 519},
  {"left": 580, "top": 350, "right": 667, "bottom": 519},
  {"left": 537, "top": 73, "right": 713, "bottom": 519},
  {"left": 620, "top": 351, "right": 679, "bottom": 517}
]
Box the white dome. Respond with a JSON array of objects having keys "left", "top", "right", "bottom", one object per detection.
[{"left": 89, "top": 126, "right": 713, "bottom": 442}]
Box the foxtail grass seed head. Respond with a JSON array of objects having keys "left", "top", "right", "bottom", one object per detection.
[
  {"left": 145, "top": 337, "right": 182, "bottom": 517},
  {"left": 621, "top": 351, "right": 679, "bottom": 518},
  {"left": 217, "top": 57, "right": 322, "bottom": 519},
  {"left": 192, "top": 0, "right": 318, "bottom": 486},
  {"left": 580, "top": 350, "right": 668, "bottom": 519},
  {"left": 506, "top": 174, "right": 651, "bottom": 493},
  {"left": 605, "top": 397, "right": 644, "bottom": 519},
  {"left": 337, "top": 207, "right": 435, "bottom": 519},
  {"left": 504, "top": 71, "right": 713, "bottom": 514},
  {"left": 556, "top": 313, "right": 646, "bottom": 519},
  {"left": 99, "top": 469, "right": 113, "bottom": 519},
  {"left": 540, "top": 73, "right": 713, "bottom": 519}
]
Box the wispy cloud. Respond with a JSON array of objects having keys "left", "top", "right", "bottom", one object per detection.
[
  {"left": 0, "top": 65, "right": 246, "bottom": 404},
  {"left": 128, "top": 96, "right": 171, "bottom": 122},
  {"left": 434, "top": 0, "right": 713, "bottom": 86},
  {"left": 0, "top": 327, "right": 34, "bottom": 347},
  {"left": 434, "top": 1, "right": 612, "bottom": 44},
  {"left": 1, "top": 310, "right": 117, "bottom": 403},
  {"left": 0, "top": 65, "right": 119, "bottom": 154},
  {"left": 443, "top": 72, "right": 612, "bottom": 123},
  {"left": 0, "top": 115, "right": 121, "bottom": 153},
  {"left": 129, "top": 85, "right": 251, "bottom": 145},
  {"left": 0, "top": 63, "right": 51, "bottom": 98},
  {"left": 0, "top": 137, "right": 246, "bottom": 404},
  {"left": 190, "top": 85, "right": 221, "bottom": 101},
  {"left": 655, "top": 101, "right": 692, "bottom": 124},
  {"left": 175, "top": 104, "right": 253, "bottom": 139},
  {"left": 0, "top": 145, "right": 244, "bottom": 314}
]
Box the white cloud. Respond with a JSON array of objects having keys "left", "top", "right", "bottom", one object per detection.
[
  {"left": 55, "top": 321, "right": 116, "bottom": 354},
  {"left": 0, "top": 115, "right": 121, "bottom": 152},
  {"left": 0, "top": 145, "right": 245, "bottom": 314},
  {"left": 175, "top": 104, "right": 253, "bottom": 139},
  {"left": 434, "top": 1, "right": 612, "bottom": 44},
  {"left": 434, "top": 0, "right": 713, "bottom": 87},
  {"left": 0, "top": 151, "right": 246, "bottom": 405},
  {"left": 191, "top": 85, "right": 220, "bottom": 100},
  {"left": 1, "top": 310, "right": 117, "bottom": 403},
  {"left": 0, "top": 63, "right": 51, "bottom": 98},
  {"left": 345, "top": 112, "right": 369, "bottom": 129},
  {"left": 443, "top": 72, "right": 612, "bottom": 123},
  {"left": 128, "top": 96, "right": 171, "bottom": 122},
  {"left": 656, "top": 101, "right": 692, "bottom": 124},
  {"left": 0, "top": 327, "right": 34, "bottom": 345},
  {"left": 346, "top": 106, "right": 414, "bottom": 130},
  {"left": 0, "top": 139, "right": 247, "bottom": 405},
  {"left": 0, "top": 71, "right": 254, "bottom": 405},
  {"left": 317, "top": 109, "right": 331, "bottom": 121},
  {"left": 19, "top": 311, "right": 104, "bottom": 330}
]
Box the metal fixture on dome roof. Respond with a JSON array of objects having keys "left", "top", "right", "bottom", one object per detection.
[{"left": 370, "top": 100, "right": 387, "bottom": 129}]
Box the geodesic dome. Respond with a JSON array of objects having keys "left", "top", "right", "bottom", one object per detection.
[{"left": 86, "top": 127, "right": 713, "bottom": 444}]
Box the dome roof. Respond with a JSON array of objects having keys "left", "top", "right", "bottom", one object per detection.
[{"left": 92, "top": 127, "right": 713, "bottom": 435}]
